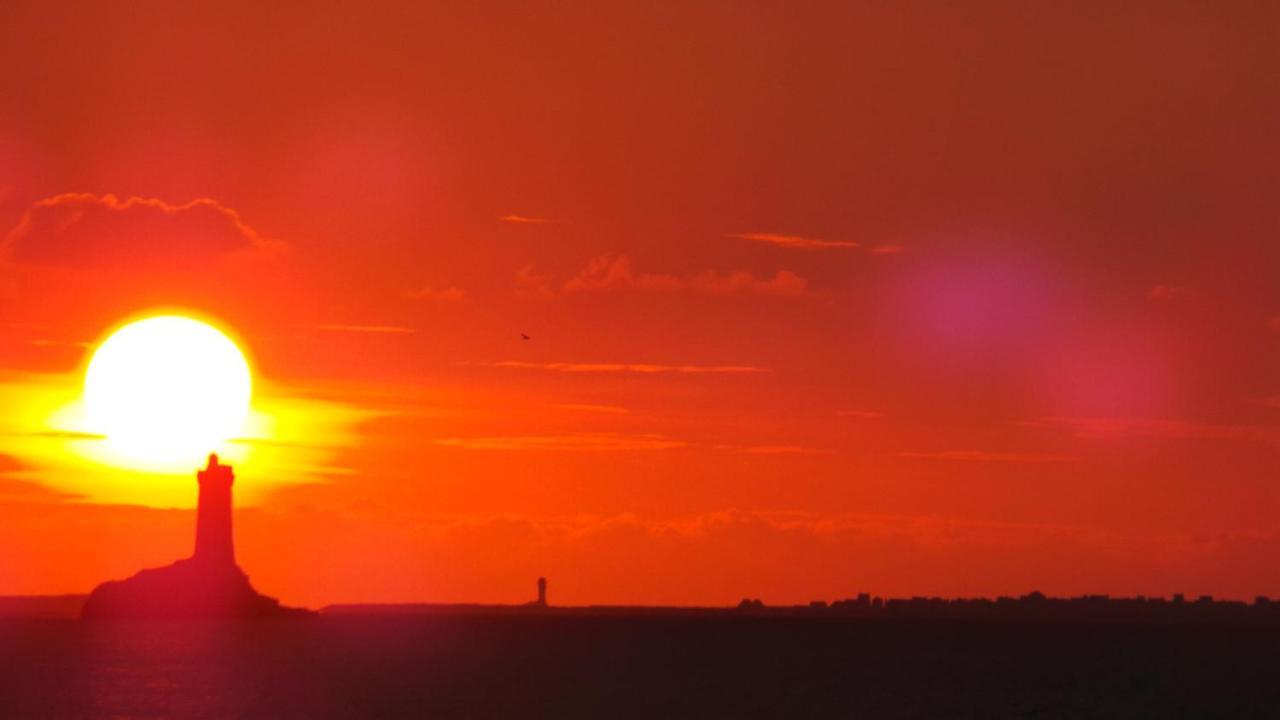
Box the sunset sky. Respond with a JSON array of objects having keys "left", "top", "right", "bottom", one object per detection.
[{"left": 1, "top": 2, "right": 1277, "bottom": 607}]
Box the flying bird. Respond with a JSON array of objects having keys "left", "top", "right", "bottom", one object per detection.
[{"left": 521, "top": 333, "right": 531, "bottom": 340}]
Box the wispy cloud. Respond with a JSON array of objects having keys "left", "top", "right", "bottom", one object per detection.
[
  {"left": 729, "top": 445, "right": 835, "bottom": 455},
  {"left": 0, "top": 453, "right": 25, "bottom": 473},
  {"left": 514, "top": 265, "right": 555, "bottom": 300},
  {"left": 403, "top": 286, "right": 466, "bottom": 302},
  {"left": 0, "top": 336, "right": 90, "bottom": 349},
  {"left": 838, "top": 409, "right": 883, "bottom": 419},
  {"left": 897, "top": 450, "right": 1077, "bottom": 463},
  {"left": 548, "top": 403, "right": 631, "bottom": 415},
  {"left": 870, "top": 244, "right": 905, "bottom": 255},
  {"left": 564, "top": 255, "right": 809, "bottom": 297},
  {"left": 315, "top": 324, "right": 416, "bottom": 335},
  {"left": 5, "top": 430, "right": 107, "bottom": 441},
  {"left": 435, "top": 432, "right": 687, "bottom": 451},
  {"left": 471, "top": 361, "right": 767, "bottom": 374},
  {"left": 501, "top": 214, "right": 554, "bottom": 224},
  {"left": 1029, "top": 416, "right": 1280, "bottom": 443},
  {"left": 1147, "top": 285, "right": 1194, "bottom": 303},
  {"left": 727, "top": 232, "right": 857, "bottom": 250}
]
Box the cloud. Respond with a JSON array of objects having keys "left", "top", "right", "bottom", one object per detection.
[
  {"left": 1147, "top": 285, "right": 1194, "bottom": 303},
  {"left": 514, "top": 265, "right": 555, "bottom": 299},
  {"left": 7, "top": 430, "right": 106, "bottom": 440},
  {"left": 730, "top": 445, "right": 835, "bottom": 455},
  {"left": 315, "top": 324, "right": 416, "bottom": 334},
  {"left": 871, "top": 244, "right": 906, "bottom": 255},
  {"left": 0, "top": 324, "right": 85, "bottom": 349},
  {"left": 727, "top": 232, "right": 857, "bottom": 250},
  {"left": 1029, "top": 416, "right": 1280, "bottom": 443},
  {"left": 501, "top": 214, "right": 554, "bottom": 224},
  {"left": 548, "top": 403, "right": 631, "bottom": 415},
  {"left": 564, "top": 255, "right": 809, "bottom": 297},
  {"left": 0, "top": 369, "right": 375, "bottom": 507},
  {"left": 403, "top": 285, "right": 466, "bottom": 302},
  {"left": 10, "top": 501, "right": 1273, "bottom": 604},
  {"left": 435, "top": 432, "right": 687, "bottom": 451},
  {"left": 472, "top": 360, "right": 767, "bottom": 374},
  {"left": 316, "top": 325, "right": 419, "bottom": 335},
  {"left": 287, "top": 507, "right": 1227, "bottom": 602},
  {"left": 3, "top": 193, "right": 280, "bottom": 267},
  {"left": 838, "top": 409, "right": 883, "bottom": 419},
  {"left": 897, "top": 450, "right": 1077, "bottom": 463},
  {"left": 0, "top": 453, "right": 24, "bottom": 474}
]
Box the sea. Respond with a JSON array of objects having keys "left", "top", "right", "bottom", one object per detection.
[{"left": 1, "top": 615, "right": 1276, "bottom": 718}]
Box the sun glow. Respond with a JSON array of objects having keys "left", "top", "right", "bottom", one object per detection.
[{"left": 84, "top": 315, "right": 252, "bottom": 470}]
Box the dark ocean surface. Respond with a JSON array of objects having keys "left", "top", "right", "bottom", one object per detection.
[{"left": 1, "top": 615, "right": 1277, "bottom": 719}]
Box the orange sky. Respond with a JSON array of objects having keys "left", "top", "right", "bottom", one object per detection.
[{"left": 1, "top": 2, "right": 1278, "bottom": 607}]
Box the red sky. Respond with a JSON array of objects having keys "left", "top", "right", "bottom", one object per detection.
[{"left": 1, "top": 2, "right": 1278, "bottom": 607}]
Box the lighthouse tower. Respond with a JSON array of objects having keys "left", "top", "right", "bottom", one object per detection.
[{"left": 194, "top": 453, "right": 236, "bottom": 565}]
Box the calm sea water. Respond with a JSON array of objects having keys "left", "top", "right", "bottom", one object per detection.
[{"left": 1, "top": 615, "right": 1276, "bottom": 718}]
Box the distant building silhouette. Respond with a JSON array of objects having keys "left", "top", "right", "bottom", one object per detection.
[
  {"left": 195, "top": 454, "right": 235, "bottom": 565},
  {"left": 537, "top": 577, "right": 547, "bottom": 607}
]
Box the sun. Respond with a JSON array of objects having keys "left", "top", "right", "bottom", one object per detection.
[{"left": 84, "top": 315, "right": 252, "bottom": 469}]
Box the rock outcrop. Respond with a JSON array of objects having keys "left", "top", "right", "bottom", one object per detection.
[{"left": 81, "top": 556, "right": 308, "bottom": 619}]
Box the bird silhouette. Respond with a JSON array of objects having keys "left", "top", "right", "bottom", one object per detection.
[{"left": 521, "top": 333, "right": 531, "bottom": 340}]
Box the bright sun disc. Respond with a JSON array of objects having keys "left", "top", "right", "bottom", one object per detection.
[{"left": 85, "top": 315, "right": 251, "bottom": 468}]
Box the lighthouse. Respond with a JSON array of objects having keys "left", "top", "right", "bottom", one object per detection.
[
  {"left": 194, "top": 453, "right": 236, "bottom": 565},
  {"left": 80, "top": 453, "right": 310, "bottom": 619}
]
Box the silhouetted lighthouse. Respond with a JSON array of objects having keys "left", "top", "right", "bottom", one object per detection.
[{"left": 194, "top": 453, "right": 235, "bottom": 565}]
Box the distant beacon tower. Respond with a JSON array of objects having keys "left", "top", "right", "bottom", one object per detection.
[
  {"left": 537, "top": 577, "right": 547, "bottom": 607},
  {"left": 194, "top": 453, "right": 236, "bottom": 566}
]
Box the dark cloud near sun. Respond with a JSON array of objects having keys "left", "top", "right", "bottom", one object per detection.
[
  {"left": 0, "top": 193, "right": 314, "bottom": 359},
  {"left": 3, "top": 193, "right": 282, "bottom": 268}
]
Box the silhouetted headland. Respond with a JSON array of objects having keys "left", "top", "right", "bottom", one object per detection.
[{"left": 80, "top": 454, "right": 311, "bottom": 620}]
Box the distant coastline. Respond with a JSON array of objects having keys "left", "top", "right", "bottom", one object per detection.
[
  {"left": 325, "top": 591, "right": 1280, "bottom": 626},
  {"left": 8, "top": 591, "right": 1280, "bottom": 625}
]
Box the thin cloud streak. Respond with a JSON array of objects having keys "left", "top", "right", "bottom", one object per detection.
[
  {"left": 732, "top": 445, "right": 835, "bottom": 455},
  {"left": 1030, "top": 417, "right": 1280, "bottom": 443},
  {"left": 727, "top": 232, "right": 857, "bottom": 250},
  {"left": 435, "top": 433, "right": 687, "bottom": 451},
  {"left": 897, "top": 451, "right": 1077, "bottom": 463},
  {"left": 315, "top": 324, "right": 417, "bottom": 335},
  {"left": 501, "top": 214, "right": 554, "bottom": 224},
  {"left": 403, "top": 286, "right": 466, "bottom": 302},
  {"left": 472, "top": 361, "right": 767, "bottom": 374},
  {"left": 565, "top": 255, "right": 809, "bottom": 297},
  {"left": 838, "top": 410, "right": 883, "bottom": 419},
  {"left": 548, "top": 403, "right": 631, "bottom": 415},
  {"left": 1147, "top": 285, "right": 1194, "bottom": 303}
]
